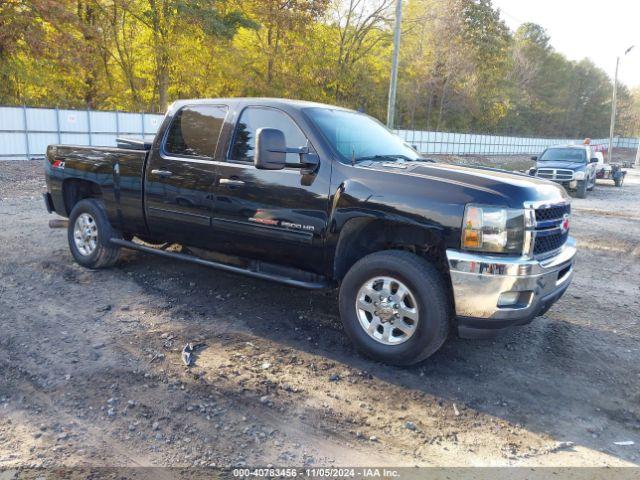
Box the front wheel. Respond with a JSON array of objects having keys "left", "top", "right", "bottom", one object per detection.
[
  {"left": 68, "top": 199, "right": 121, "bottom": 269},
  {"left": 575, "top": 180, "right": 587, "bottom": 198},
  {"left": 339, "top": 250, "right": 450, "bottom": 365}
]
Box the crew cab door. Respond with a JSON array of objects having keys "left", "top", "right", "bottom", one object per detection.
[
  {"left": 144, "top": 104, "right": 227, "bottom": 245},
  {"left": 210, "top": 106, "right": 331, "bottom": 274}
]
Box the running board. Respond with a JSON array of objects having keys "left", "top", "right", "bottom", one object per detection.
[{"left": 110, "top": 238, "right": 329, "bottom": 290}]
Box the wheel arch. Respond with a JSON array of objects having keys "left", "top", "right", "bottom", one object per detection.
[
  {"left": 332, "top": 217, "right": 450, "bottom": 283},
  {"left": 62, "top": 178, "right": 103, "bottom": 216}
]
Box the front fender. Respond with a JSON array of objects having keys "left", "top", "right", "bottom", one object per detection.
[{"left": 324, "top": 179, "right": 453, "bottom": 280}]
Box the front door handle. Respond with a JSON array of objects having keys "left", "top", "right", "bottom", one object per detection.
[
  {"left": 151, "top": 169, "right": 173, "bottom": 178},
  {"left": 219, "top": 178, "right": 245, "bottom": 187}
]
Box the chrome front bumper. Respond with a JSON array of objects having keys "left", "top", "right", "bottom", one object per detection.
[
  {"left": 446, "top": 237, "right": 576, "bottom": 336},
  {"left": 535, "top": 175, "right": 578, "bottom": 188}
]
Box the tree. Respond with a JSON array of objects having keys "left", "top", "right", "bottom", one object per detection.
[
  {"left": 121, "top": 0, "right": 255, "bottom": 111},
  {"left": 330, "top": 0, "right": 393, "bottom": 103},
  {"left": 0, "top": 0, "right": 70, "bottom": 103},
  {"left": 397, "top": 0, "right": 510, "bottom": 132},
  {"left": 1, "top": 0, "right": 638, "bottom": 139}
]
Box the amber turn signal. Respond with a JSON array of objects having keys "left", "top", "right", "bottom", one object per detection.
[{"left": 462, "top": 228, "right": 481, "bottom": 248}]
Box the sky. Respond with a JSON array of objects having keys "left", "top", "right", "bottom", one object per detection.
[{"left": 492, "top": 0, "right": 640, "bottom": 89}]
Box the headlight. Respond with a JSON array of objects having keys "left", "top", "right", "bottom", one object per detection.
[
  {"left": 574, "top": 171, "right": 585, "bottom": 180},
  {"left": 461, "top": 205, "right": 525, "bottom": 254}
]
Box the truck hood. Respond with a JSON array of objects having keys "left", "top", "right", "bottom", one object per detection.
[
  {"left": 536, "top": 160, "right": 586, "bottom": 170},
  {"left": 358, "top": 160, "right": 569, "bottom": 208}
]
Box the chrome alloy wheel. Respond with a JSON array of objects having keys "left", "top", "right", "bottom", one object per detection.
[
  {"left": 73, "top": 213, "right": 98, "bottom": 256},
  {"left": 355, "top": 276, "right": 419, "bottom": 345}
]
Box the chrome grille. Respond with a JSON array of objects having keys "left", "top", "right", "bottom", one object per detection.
[
  {"left": 532, "top": 203, "right": 570, "bottom": 256},
  {"left": 535, "top": 204, "right": 570, "bottom": 222},
  {"left": 536, "top": 168, "right": 573, "bottom": 181},
  {"left": 534, "top": 230, "right": 569, "bottom": 255}
]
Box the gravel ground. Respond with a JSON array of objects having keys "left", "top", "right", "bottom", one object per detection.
[{"left": 0, "top": 158, "right": 639, "bottom": 468}]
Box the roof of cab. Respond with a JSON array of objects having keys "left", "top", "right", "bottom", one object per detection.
[
  {"left": 170, "top": 97, "right": 355, "bottom": 112},
  {"left": 547, "top": 144, "right": 589, "bottom": 150}
]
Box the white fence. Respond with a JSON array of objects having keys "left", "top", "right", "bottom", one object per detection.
[
  {"left": 396, "top": 129, "right": 639, "bottom": 156},
  {"left": 0, "top": 106, "right": 164, "bottom": 161},
  {"left": 0, "top": 105, "right": 638, "bottom": 160}
]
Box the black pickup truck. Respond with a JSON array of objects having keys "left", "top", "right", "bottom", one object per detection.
[{"left": 43, "top": 98, "right": 576, "bottom": 365}]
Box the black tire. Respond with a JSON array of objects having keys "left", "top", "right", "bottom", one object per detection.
[
  {"left": 338, "top": 250, "right": 450, "bottom": 366},
  {"left": 67, "top": 199, "right": 121, "bottom": 269},
  {"left": 575, "top": 180, "right": 587, "bottom": 198}
]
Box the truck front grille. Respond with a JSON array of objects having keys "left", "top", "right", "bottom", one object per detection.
[
  {"left": 535, "top": 203, "right": 570, "bottom": 222},
  {"left": 534, "top": 230, "right": 569, "bottom": 255},
  {"left": 537, "top": 168, "right": 573, "bottom": 181},
  {"left": 532, "top": 204, "right": 570, "bottom": 256}
]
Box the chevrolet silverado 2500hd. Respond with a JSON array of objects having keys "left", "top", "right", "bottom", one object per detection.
[{"left": 43, "top": 98, "right": 576, "bottom": 365}]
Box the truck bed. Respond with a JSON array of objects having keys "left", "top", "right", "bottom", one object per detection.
[{"left": 45, "top": 143, "right": 149, "bottom": 235}]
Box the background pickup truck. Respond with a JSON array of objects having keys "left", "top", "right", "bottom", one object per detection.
[
  {"left": 529, "top": 144, "right": 598, "bottom": 198},
  {"left": 43, "top": 98, "right": 576, "bottom": 365}
]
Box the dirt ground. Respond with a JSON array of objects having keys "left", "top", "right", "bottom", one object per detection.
[{"left": 0, "top": 157, "right": 639, "bottom": 469}]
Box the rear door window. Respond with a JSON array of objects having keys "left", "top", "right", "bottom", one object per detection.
[
  {"left": 164, "top": 105, "right": 228, "bottom": 159},
  {"left": 229, "top": 107, "right": 307, "bottom": 164}
]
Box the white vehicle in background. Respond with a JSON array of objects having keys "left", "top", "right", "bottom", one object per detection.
[{"left": 594, "top": 150, "right": 627, "bottom": 187}]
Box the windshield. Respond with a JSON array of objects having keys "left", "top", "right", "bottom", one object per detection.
[
  {"left": 303, "top": 107, "right": 423, "bottom": 163},
  {"left": 539, "top": 148, "right": 586, "bottom": 163}
]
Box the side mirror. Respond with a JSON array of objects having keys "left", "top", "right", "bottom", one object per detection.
[
  {"left": 590, "top": 157, "right": 599, "bottom": 163},
  {"left": 531, "top": 156, "right": 538, "bottom": 161},
  {"left": 255, "top": 128, "right": 286, "bottom": 170}
]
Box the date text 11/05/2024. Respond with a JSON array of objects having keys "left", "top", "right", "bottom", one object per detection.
[{"left": 232, "top": 467, "right": 400, "bottom": 477}]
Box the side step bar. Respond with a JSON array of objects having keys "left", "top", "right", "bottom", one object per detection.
[
  {"left": 110, "top": 238, "right": 329, "bottom": 290},
  {"left": 49, "top": 219, "right": 69, "bottom": 229}
]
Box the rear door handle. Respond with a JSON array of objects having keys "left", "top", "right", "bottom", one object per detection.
[
  {"left": 219, "top": 178, "right": 245, "bottom": 187},
  {"left": 151, "top": 169, "right": 173, "bottom": 178}
]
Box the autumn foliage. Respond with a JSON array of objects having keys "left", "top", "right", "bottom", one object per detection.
[{"left": 1, "top": 0, "right": 638, "bottom": 138}]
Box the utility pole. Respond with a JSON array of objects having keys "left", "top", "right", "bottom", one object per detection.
[
  {"left": 608, "top": 45, "right": 635, "bottom": 163},
  {"left": 386, "top": 0, "right": 403, "bottom": 129},
  {"left": 607, "top": 57, "right": 619, "bottom": 163}
]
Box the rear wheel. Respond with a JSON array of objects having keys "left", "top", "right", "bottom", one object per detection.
[
  {"left": 68, "top": 199, "right": 121, "bottom": 269},
  {"left": 339, "top": 250, "right": 450, "bottom": 365},
  {"left": 575, "top": 180, "right": 587, "bottom": 198}
]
